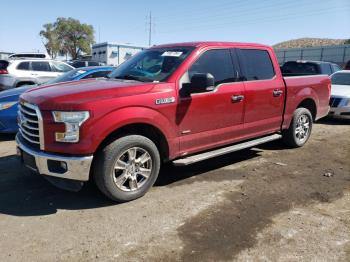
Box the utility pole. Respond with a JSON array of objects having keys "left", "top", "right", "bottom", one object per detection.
[{"left": 148, "top": 11, "right": 152, "bottom": 46}]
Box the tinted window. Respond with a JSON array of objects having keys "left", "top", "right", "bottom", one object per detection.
[
  {"left": 188, "top": 49, "right": 236, "bottom": 86},
  {"left": 51, "top": 61, "right": 73, "bottom": 72},
  {"left": 88, "top": 61, "right": 100, "bottom": 66},
  {"left": 331, "top": 73, "right": 350, "bottom": 85},
  {"left": 0, "top": 60, "right": 9, "bottom": 70},
  {"left": 82, "top": 70, "right": 111, "bottom": 79},
  {"left": 281, "top": 62, "right": 319, "bottom": 75},
  {"left": 331, "top": 64, "right": 341, "bottom": 73},
  {"left": 31, "top": 61, "right": 51, "bottom": 72},
  {"left": 17, "top": 62, "right": 30, "bottom": 70},
  {"left": 240, "top": 49, "right": 275, "bottom": 80},
  {"left": 72, "top": 61, "right": 86, "bottom": 68},
  {"left": 320, "top": 63, "right": 332, "bottom": 75}
]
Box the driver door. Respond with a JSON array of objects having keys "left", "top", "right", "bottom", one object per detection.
[{"left": 176, "top": 48, "right": 245, "bottom": 155}]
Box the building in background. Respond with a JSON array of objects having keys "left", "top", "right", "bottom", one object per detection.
[
  {"left": 0, "top": 51, "right": 13, "bottom": 60},
  {"left": 92, "top": 42, "right": 145, "bottom": 66},
  {"left": 275, "top": 44, "right": 350, "bottom": 66}
]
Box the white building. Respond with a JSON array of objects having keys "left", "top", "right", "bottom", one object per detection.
[{"left": 92, "top": 42, "right": 145, "bottom": 66}]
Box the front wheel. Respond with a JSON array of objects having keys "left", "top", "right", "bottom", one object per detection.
[
  {"left": 282, "top": 107, "right": 313, "bottom": 148},
  {"left": 93, "top": 135, "right": 160, "bottom": 202}
]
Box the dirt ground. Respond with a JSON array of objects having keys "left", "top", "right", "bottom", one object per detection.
[{"left": 0, "top": 119, "right": 349, "bottom": 262}]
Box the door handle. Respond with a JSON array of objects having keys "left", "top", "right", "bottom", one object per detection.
[
  {"left": 232, "top": 95, "right": 244, "bottom": 102},
  {"left": 273, "top": 89, "right": 283, "bottom": 97}
]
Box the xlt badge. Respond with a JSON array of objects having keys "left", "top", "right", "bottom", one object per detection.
[{"left": 155, "top": 97, "right": 176, "bottom": 105}]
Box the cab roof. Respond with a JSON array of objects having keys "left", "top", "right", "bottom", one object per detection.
[{"left": 150, "top": 41, "right": 271, "bottom": 49}]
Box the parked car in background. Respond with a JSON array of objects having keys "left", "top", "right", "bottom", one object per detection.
[
  {"left": 0, "top": 66, "right": 114, "bottom": 133},
  {"left": 16, "top": 41, "right": 330, "bottom": 202},
  {"left": 0, "top": 59, "right": 74, "bottom": 91},
  {"left": 345, "top": 60, "right": 350, "bottom": 70},
  {"left": 68, "top": 60, "right": 105, "bottom": 68},
  {"left": 329, "top": 70, "right": 350, "bottom": 119},
  {"left": 8, "top": 53, "right": 51, "bottom": 59},
  {"left": 281, "top": 60, "right": 341, "bottom": 76}
]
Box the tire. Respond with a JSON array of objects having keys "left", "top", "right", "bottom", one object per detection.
[
  {"left": 282, "top": 107, "right": 313, "bottom": 148},
  {"left": 93, "top": 135, "right": 160, "bottom": 202}
]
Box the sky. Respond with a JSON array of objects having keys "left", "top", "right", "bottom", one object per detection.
[{"left": 0, "top": 0, "right": 349, "bottom": 53}]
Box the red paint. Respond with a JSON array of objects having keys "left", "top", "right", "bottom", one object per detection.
[{"left": 21, "top": 42, "right": 330, "bottom": 159}]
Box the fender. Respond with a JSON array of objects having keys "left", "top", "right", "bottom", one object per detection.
[
  {"left": 282, "top": 86, "right": 319, "bottom": 129},
  {"left": 89, "top": 106, "right": 178, "bottom": 157}
]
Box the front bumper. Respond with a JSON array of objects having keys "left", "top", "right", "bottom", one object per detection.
[
  {"left": 16, "top": 134, "right": 93, "bottom": 181},
  {"left": 329, "top": 106, "right": 350, "bottom": 119}
]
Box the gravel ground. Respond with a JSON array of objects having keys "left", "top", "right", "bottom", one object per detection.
[{"left": 0, "top": 119, "right": 349, "bottom": 262}]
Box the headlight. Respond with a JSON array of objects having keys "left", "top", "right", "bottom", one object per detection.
[
  {"left": 52, "top": 111, "right": 89, "bottom": 143},
  {"left": 0, "top": 101, "right": 17, "bottom": 110}
]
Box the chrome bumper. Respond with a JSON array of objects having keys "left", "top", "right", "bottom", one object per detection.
[{"left": 16, "top": 135, "right": 93, "bottom": 181}]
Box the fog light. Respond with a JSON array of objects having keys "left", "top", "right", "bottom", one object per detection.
[{"left": 47, "top": 160, "right": 68, "bottom": 174}]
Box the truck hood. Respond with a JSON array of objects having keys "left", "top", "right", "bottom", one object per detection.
[
  {"left": 21, "top": 79, "right": 155, "bottom": 110},
  {"left": 331, "top": 84, "right": 350, "bottom": 98}
]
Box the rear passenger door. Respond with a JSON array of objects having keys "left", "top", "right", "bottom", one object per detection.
[
  {"left": 237, "top": 48, "right": 285, "bottom": 137},
  {"left": 30, "top": 61, "right": 57, "bottom": 84}
]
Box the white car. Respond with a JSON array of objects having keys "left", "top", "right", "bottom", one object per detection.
[
  {"left": 329, "top": 70, "right": 350, "bottom": 119},
  {"left": 0, "top": 59, "right": 74, "bottom": 90}
]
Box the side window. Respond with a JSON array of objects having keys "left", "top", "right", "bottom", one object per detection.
[
  {"left": 188, "top": 49, "right": 236, "bottom": 86},
  {"left": 17, "top": 62, "right": 30, "bottom": 70},
  {"left": 88, "top": 61, "right": 99, "bottom": 66},
  {"left": 31, "top": 61, "right": 51, "bottom": 72},
  {"left": 331, "top": 64, "right": 341, "bottom": 73},
  {"left": 320, "top": 64, "right": 332, "bottom": 75},
  {"left": 81, "top": 71, "right": 111, "bottom": 79},
  {"left": 240, "top": 49, "right": 275, "bottom": 80}
]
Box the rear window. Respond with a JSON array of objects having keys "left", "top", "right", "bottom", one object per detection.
[
  {"left": 31, "top": 61, "right": 51, "bottom": 72},
  {"left": 51, "top": 61, "right": 73, "bottom": 72},
  {"left": 240, "top": 49, "right": 275, "bottom": 80},
  {"left": 88, "top": 61, "right": 100, "bottom": 66},
  {"left": 0, "top": 60, "right": 9, "bottom": 70},
  {"left": 282, "top": 62, "right": 320, "bottom": 75},
  {"left": 17, "top": 62, "right": 30, "bottom": 70}
]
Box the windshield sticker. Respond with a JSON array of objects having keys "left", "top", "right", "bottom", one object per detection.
[{"left": 161, "top": 51, "right": 183, "bottom": 57}]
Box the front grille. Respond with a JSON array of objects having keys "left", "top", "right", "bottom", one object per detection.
[
  {"left": 329, "top": 97, "right": 342, "bottom": 108},
  {"left": 18, "top": 101, "right": 43, "bottom": 149}
]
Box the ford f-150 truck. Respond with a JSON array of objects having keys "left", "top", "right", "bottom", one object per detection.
[{"left": 16, "top": 42, "right": 331, "bottom": 202}]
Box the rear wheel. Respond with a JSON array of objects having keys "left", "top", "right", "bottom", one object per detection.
[
  {"left": 282, "top": 107, "right": 313, "bottom": 148},
  {"left": 93, "top": 135, "right": 160, "bottom": 202}
]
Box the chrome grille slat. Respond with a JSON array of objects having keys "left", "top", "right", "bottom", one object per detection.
[
  {"left": 18, "top": 101, "right": 44, "bottom": 149},
  {"left": 20, "top": 107, "right": 37, "bottom": 117},
  {"left": 20, "top": 125, "right": 39, "bottom": 137},
  {"left": 18, "top": 129, "right": 40, "bottom": 144}
]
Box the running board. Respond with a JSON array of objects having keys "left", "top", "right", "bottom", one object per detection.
[{"left": 173, "top": 134, "right": 282, "bottom": 166}]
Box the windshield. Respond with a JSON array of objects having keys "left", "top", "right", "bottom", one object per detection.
[
  {"left": 46, "top": 69, "right": 86, "bottom": 84},
  {"left": 331, "top": 73, "right": 350, "bottom": 85},
  {"left": 108, "top": 47, "right": 195, "bottom": 82}
]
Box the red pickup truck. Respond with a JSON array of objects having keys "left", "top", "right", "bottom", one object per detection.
[{"left": 17, "top": 42, "right": 331, "bottom": 202}]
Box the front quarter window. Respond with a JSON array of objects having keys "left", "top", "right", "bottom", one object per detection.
[{"left": 108, "top": 47, "right": 195, "bottom": 82}]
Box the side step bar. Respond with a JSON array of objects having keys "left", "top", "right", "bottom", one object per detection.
[{"left": 173, "top": 134, "right": 282, "bottom": 166}]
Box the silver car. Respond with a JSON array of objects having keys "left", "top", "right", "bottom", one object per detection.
[
  {"left": 0, "top": 59, "right": 74, "bottom": 91},
  {"left": 329, "top": 70, "right": 350, "bottom": 119}
]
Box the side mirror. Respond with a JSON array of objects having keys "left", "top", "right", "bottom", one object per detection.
[
  {"left": 190, "top": 73, "right": 215, "bottom": 93},
  {"left": 181, "top": 73, "right": 215, "bottom": 96}
]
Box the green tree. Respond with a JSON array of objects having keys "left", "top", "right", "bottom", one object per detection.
[
  {"left": 55, "top": 17, "right": 94, "bottom": 59},
  {"left": 39, "top": 23, "right": 60, "bottom": 59},
  {"left": 40, "top": 17, "right": 94, "bottom": 59}
]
